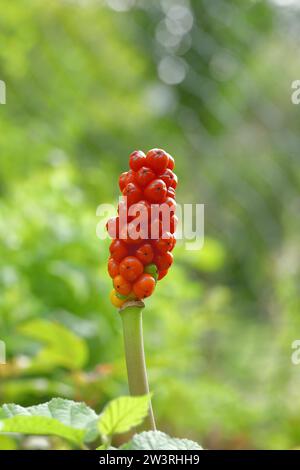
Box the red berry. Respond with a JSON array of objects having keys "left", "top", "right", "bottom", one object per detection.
[
  {"left": 121, "top": 212, "right": 151, "bottom": 244},
  {"left": 154, "top": 251, "right": 173, "bottom": 271},
  {"left": 153, "top": 232, "right": 174, "bottom": 254},
  {"left": 123, "top": 182, "right": 143, "bottom": 206},
  {"left": 158, "top": 269, "right": 168, "bottom": 280},
  {"left": 170, "top": 173, "right": 178, "bottom": 189},
  {"left": 164, "top": 197, "right": 176, "bottom": 211},
  {"left": 118, "top": 200, "right": 130, "bottom": 222},
  {"left": 144, "top": 179, "right": 167, "bottom": 203},
  {"left": 113, "top": 274, "right": 132, "bottom": 296},
  {"left": 170, "top": 215, "right": 178, "bottom": 234},
  {"left": 119, "top": 223, "right": 142, "bottom": 245},
  {"left": 135, "top": 166, "right": 156, "bottom": 187},
  {"left": 159, "top": 169, "right": 177, "bottom": 189},
  {"left": 128, "top": 200, "right": 151, "bottom": 221},
  {"left": 119, "top": 256, "right": 144, "bottom": 282},
  {"left": 136, "top": 243, "right": 154, "bottom": 265},
  {"left": 126, "top": 170, "right": 137, "bottom": 185},
  {"left": 109, "top": 239, "right": 128, "bottom": 262},
  {"left": 167, "top": 154, "right": 175, "bottom": 170},
  {"left": 157, "top": 201, "right": 176, "bottom": 231},
  {"left": 149, "top": 218, "right": 163, "bottom": 239},
  {"left": 133, "top": 273, "right": 156, "bottom": 299},
  {"left": 106, "top": 216, "right": 120, "bottom": 238},
  {"left": 167, "top": 187, "right": 176, "bottom": 199},
  {"left": 119, "top": 172, "right": 128, "bottom": 192},
  {"left": 129, "top": 150, "right": 146, "bottom": 171},
  {"left": 146, "top": 148, "right": 169, "bottom": 174},
  {"left": 108, "top": 258, "right": 119, "bottom": 278},
  {"left": 119, "top": 170, "right": 136, "bottom": 192}
]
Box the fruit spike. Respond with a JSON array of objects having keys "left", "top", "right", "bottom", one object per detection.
[{"left": 107, "top": 148, "right": 177, "bottom": 307}]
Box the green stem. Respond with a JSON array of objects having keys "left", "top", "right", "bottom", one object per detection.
[{"left": 120, "top": 301, "right": 156, "bottom": 431}]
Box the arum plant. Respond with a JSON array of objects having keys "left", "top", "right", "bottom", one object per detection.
[{"left": 107, "top": 148, "right": 178, "bottom": 431}]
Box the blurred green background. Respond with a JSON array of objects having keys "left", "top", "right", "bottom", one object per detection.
[{"left": 1, "top": 0, "right": 300, "bottom": 450}]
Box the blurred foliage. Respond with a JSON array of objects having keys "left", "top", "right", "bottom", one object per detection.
[
  {"left": 1, "top": 0, "right": 300, "bottom": 450},
  {"left": 0, "top": 395, "right": 201, "bottom": 450}
]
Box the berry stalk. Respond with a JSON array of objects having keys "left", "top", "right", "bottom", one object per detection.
[{"left": 119, "top": 300, "right": 156, "bottom": 431}]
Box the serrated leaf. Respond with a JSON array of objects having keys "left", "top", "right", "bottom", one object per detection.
[
  {"left": 98, "top": 395, "right": 150, "bottom": 437},
  {"left": 123, "top": 431, "right": 203, "bottom": 450},
  {"left": 18, "top": 319, "right": 88, "bottom": 371},
  {"left": 0, "top": 398, "right": 98, "bottom": 445},
  {"left": 0, "top": 416, "right": 84, "bottom": 445}
]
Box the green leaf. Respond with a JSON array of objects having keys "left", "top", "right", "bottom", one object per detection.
[
  {"left": 0, "top": 416, "right": 84, "bottom": 445},
  {"left": 123, "top": 431, "right": 203, "bottom": 450},
  {"left": 98, "top": 395, "right": 150, "bottom": 437},
  {"left": 0, "top": 398, "right": 98, "bottom": 445},
  {"left": 18, "top": 319, "right": 88, "bottom": 371},
  {"left": 0, "top": 435, "right": 18, "bottom": 450}
]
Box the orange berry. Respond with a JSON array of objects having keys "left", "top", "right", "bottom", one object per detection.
[
  {"left": 113, "top": 274, "right": 132, "bottom": 296},
  {"left": 108, "top": 258, "right": 119, "bottom": 278},
  {"left": 122, "top": 182, "right": 143, "bottom": 207},
  {"left": 109, "top": 239, "right": 128, "bottom": 262},
  {"left": 153, "top": 232, "right": 174, "bottom": 254},
  {"left": 133, "top": 273, "right": 156, "bottom": 299},
  {"left": 146, "top": 148, "right": 169, "bottom": 174},
  {"left": 119, "top": 256, "right": 144, "bottom": 282},
  {"left": 154, "top": 252, "right": 173, "bottom": 271},
  {"left": 136, "top": 243, "right": 154, "bottom": 265},
  {"left": 158, "top": 269, "right": 168, "bottom": 280},
  {"left": 144, "top": 179, "right": 167, "bottom": 204},
  {"left": 129, "top": 150, "right": 146, "bottom": 171}
]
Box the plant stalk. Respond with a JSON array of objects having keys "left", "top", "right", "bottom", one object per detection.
[{"left": 119, "top": 301, "right": 156, "bottom": 431}]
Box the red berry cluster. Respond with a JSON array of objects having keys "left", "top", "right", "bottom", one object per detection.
[{"left": 107, "top": 148, "right": 178, "bottom": 308}]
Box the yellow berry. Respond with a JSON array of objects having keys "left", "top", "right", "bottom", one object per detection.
[{"left": 110, "top": 289, "right": 125, "bottom": 308}]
